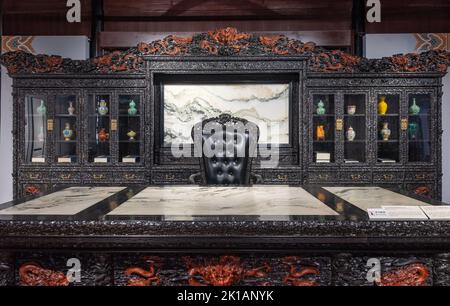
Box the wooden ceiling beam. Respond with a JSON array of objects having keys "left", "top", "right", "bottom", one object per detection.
[
  {"left": 90, "top": 0, "right": 104, "bottom": 57},
  {"left": 103, "top": 0, "right": 352, "bottom": 17},
  {"left": 104, "top": 19, "right": 351, "bottom": 33},
  {"left": 162, "top": 0, "right": 283, "bottom": 17}
]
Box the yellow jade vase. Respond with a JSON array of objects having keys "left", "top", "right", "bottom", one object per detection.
[{"left": 378, "top": 96, "right": 388, "bottom": 115}]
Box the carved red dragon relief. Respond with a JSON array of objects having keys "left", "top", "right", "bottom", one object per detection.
[
  {"left": 282, "top": 256, "right": 320, "bottom": 286},
  {"left": 19, "top": 263, "right": 69, "bottom": 286},
  {"left": 125, "top": 257, "right": 161, "bottom": 286},
  {"left": 24, "top": 185, "right": 40, "bottom": 196},
  {"left": 414, "top": 186, "right": 431, "bottom": 196},
  {"left": 376, "top": 263, "right": 430, "bottom": 286},
  {"left": 1, "top": 27, "right": 449, "bottom": 74},
  {"left": 184, "top": 256, "right": 271, "bottom": 286}
]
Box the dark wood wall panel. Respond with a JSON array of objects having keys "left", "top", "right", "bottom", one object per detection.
[
  {"left": 3, "top": 0, "right": 92, "bottom": 36},
  {"left": 103, "top": 18, "right": 351, "bottom": 32},
  {"left": 2, "top": 0, "right": 450, "bottom": 43},
  {"left": 365, "top": 0, "right": 450, "bottom": 33},
  {"left": 103, "top": 0, "right": 353, "bottom": 17}
]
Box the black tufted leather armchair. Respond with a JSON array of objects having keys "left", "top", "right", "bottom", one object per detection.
[{"left": 189, "top": 114, "right": 261, "bottom": 185}]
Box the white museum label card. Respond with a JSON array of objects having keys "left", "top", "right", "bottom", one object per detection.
[
  {"left": 367, "top": 208, "right": 390, "bottom": 220},
  {"left": 420, "top": 206, "right": 450, "bottom": 220},
  {"left": 368, "top": 206, "right": 429, "bottom": 220}
]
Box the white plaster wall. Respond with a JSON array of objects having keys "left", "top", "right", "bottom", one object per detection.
[
  {"left": 0, "top": 66, "right": 13, "bottom": 203},
  {"left": 0, "top": 36, "right": 89, "bottom": 203},
  {"left": 442, "top": 73, "right": 450, "bottom": 203},
  {"left": 365, "top": 34, "right": 450, "bottom": 203}
]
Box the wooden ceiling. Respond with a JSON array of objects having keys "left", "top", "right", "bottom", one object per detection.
[{"left": 3, "top": 0, "right": 449, "bottom": 36}]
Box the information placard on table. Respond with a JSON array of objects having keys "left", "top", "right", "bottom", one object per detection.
[{"left": 367, "top": 206, "right": 429, "bottom": 221}]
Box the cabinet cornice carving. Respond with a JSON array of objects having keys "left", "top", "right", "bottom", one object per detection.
[{"left": 1, "top": 27, "right": 449, "bottom": 75}]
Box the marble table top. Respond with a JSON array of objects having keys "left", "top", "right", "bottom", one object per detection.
[
  {"left": 324, "top": 186, "right": 430, "bottom": 211},
  {"left": 106, "top": 186, "right": 339, "bottom": 219},
  {"left": 0, "top": 187, "right": 125, "bottom": 216},
  {"left": 0, "top": 185, "right": 441, "bottom": 222}
]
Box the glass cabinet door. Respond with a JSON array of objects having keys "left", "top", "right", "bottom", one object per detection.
[
  {"left": 343, "top": 94, "right": 367, "bottom": 163},
  {"left": 407, "top": 93, "right": 432, "bottom": 163},
  {"left": 54, "top": 95, "right": 78, "bottom": 164},
  {"left": 376, "top": 93, "right": 400, "bottom": 164},
  {"left": 118, "top": 94, "right": 142, "bottom": 164},
  {"left": 312, "top": 94, "right": 335, "bottom": 163},
  {"left": 24, "top": 95, "right": 48, "bottom": 164},
  {"left": 87, "top": 94, "right": 112, "bottom": 163}
]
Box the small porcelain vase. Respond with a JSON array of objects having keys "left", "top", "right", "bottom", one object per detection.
[
  {"left": 316, "top": 125, "right": 326, "bottom": 141},
  {"left": 98, "top": 100, "right": 109, "bottom": 116},
  {"left": 128, "top": 100, "right": 138, "bottom": 116},
  {"left": 316, "top": 100, "right": 326, "bottom": 115},
  {"left": 127, "top": 130, "right": 137, "bottom": 140},
  {"left": 62, "top": 123, "right": 73, "bottom": 141},
  {"left": 381, "top": 122, "right": 391, "bottom": 141},
  {"left": 37, "top": 126, "right": 45, "bottom": 142},
  {"left": 409, "top": 98, "right": 421, "bottom": 115},
  {"left": 347, "top": 105, "right": 356, "bottom": 115},
  {"left": 378, "top": 96, "right": 388, "bottom": 115},
  {"left": 68, "top": 102, "right": 75, "bottom": 115},
  {"left": 98, "top": 128, "right": 109, "bottom": 142},
  {"left": 37, "top": 101, "right": 46, "bottom": 116},
  {"left": 408, "top": 122, "right": 419, "bottom": 140},
  {"left": 346, "top": 126, "right": 356, "bottom": 141}
]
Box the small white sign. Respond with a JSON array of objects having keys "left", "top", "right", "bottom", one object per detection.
[
  {"left": 367, "top": 208, "right": 390, "bottom": 220},
  {"left": 368, "top": 206, "right": 429, "bottom": 221},
  {"left": 31, "top": 157, "right": 45, "bottom": 163},
  {"left": 420, "top": 206, "right": 450, "bottom": 220}
]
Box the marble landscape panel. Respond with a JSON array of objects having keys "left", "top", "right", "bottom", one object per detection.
[
  {"left": 0, "top": 187, "right": 125, "bottom": 215},
  {"left": 107, "top": 186, "right": 338, "bottom": 218},
  {"left": 324, "top": 186, "right": 430, "bottom": 211},
  {"left": 163, "top": 84, "right": 290, "bottom": 144}
]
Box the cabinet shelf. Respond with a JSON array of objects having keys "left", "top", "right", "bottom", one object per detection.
[
  {"left": 55, "top": 114, "right": 77, "bottom": 118},
  {"left": 119, "top": 114, "right": 141, "bottom": 118},
  {"left": 89, "top": 114, "right": 110, "bottom": 118},
  {"left": 408, "top": 114, "right": 430, "bottom": 117},
  {"left": 89, "top": 141, "right": 110, "bottom": 144},
  {"left": 377, "top": 114, "right": 399, "bottom": 117},
  {"left": 26, "top": 115, "right": 48, "bottom": 118}
]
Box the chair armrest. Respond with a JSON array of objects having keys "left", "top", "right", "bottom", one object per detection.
[
  {"left": 251, "top": 173, "right": 263, "bottom": 184},
  {"left": 189, "top": 172, "right": 202, "bottom": 184}
]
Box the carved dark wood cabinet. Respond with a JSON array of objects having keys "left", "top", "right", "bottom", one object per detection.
[
  {"left": 1, "top": 28, "right": 450, "bottom": 287},
  {"left": 2, "top": 28, "right": 447, "bottom": 200}
]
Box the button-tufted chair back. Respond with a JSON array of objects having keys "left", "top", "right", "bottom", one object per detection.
[{"left": 190, "top": 114, "right": 259, "bottom": 185}]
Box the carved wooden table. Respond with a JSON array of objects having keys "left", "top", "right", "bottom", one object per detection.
[{"left": 0, "top": 185, "right": 449, "bottom": 286}]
